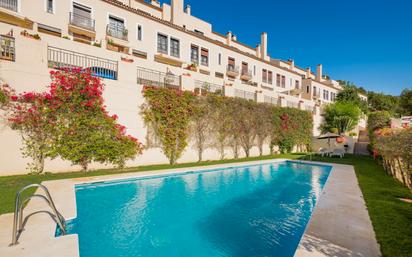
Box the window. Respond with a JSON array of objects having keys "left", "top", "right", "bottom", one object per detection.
[
  {"left": 72, "top": 3, "right": 92, "bottom": 29},
  {"left": 306, "top": 85, "right": 310, "bottom": 93},
  {"left": 228, "top": 57, "right": 235, "bottom": 70},
  {"left": 108, "top": 15, "right": 126, "bottom": 39},
  {"left": 201, "top": 48, "right": 209, "bottom": 66},
  {"left": 262, "top": 69, "right": 268, "bottom": 83},
  {"left": 218, "top": 53, "right": 221, "bottom": 65},
  {"left": 137, "top": 25, "right": 142, "bottom": 41},
  {"left": 276, "top": 74, "right": 281, "bottom": 87},
  {"left": 253, "top": 65, "right": 256, "bottom": 76},
  {"left": 295, "top": 80, "right": 300, "bottom": 89},
  {"left": 170, "top": 38, "right": 180, "bottom": 58},
  {"left": 281, "top": 75, "right": 286, "bottom": 88},
  {"left": 268, "top": 71, "right": 273, "bottom": 84},
  {"left": 47, "top": 0, "right": 54, "bottom": 13},
  {"left": 157, "top": 33, "right": 168, "bottom": 54},
  {"left": 313, "top": 86, "right": 317, "bottom": 97},
  {"left": 191, "top": 45, "right": 199, "bottom": 64}
]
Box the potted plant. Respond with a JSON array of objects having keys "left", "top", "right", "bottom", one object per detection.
[
  {"left": 186, "top": 62, "right": 198, "bottom": 72},
  {"left": 106, "top": 39, "right": 118, "bottom": 51},
  {"left": 336, "top": 136, "right": 345, "bottom": 144}
]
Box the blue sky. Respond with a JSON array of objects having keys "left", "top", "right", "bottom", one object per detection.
[{"left": 179, "top": 0, "right": 412, "bottom": 95}]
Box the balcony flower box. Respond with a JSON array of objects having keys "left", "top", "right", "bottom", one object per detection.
[
  {"left": 121, "top": 57, "right": 134, "bottom": 63},
  {"left": 186, "top": 63, "right": 198, "bottom": 72},
  {"left": 20, "top": 30, "right": 41, "bottom": 40}
]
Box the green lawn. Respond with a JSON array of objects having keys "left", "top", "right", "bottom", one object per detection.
[{"left": 0, "top": 154, "right": 411, "bottom": 257}]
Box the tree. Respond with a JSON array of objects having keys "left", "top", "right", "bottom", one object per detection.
[
  {"left": 320, "top": 102, "right": 361, "bottom": 134},
  {"left": 336, "top": 84, "right": 368, "bottom": 113},
  {"left": 399, "top": 88, "right": 412, "bottom": 115},
  {"left": 141, "top": 86, "right": 195, "bottom": 165},
  {"left": 367, "top": 91, "right": 399, "bottom": 115},
  {"left": 190, "top": 96, "right": 212, "bottom": 162}
]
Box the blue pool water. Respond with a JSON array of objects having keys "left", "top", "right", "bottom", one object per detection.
[{"left": 65, "top": 161, "right": 331, "bottom": 257}]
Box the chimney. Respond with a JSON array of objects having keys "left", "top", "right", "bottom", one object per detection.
[
  {"left": 171, "top": 0, "right": 184, "bottom": 26},
  {"left": 289, "top": 59, "right": 295, "bottom": 70},
  {"left": 232, "top": 34, "right": 237, "bottom": 41},
  {"left": 226, "top": 31, "right": 232, "bottom": 46},
  {"left": 256, "top": 44, "right": 261, "bottom": 58},
  {"left": 260, "top": 32, "right": 268, "bottom": 60},
  {"left": 316, "top": 64, "right": 323, "bottom": 81},
  {"left": 184, "top": 4, "right": 191, "bottom": 15},
  {"left": 306, "top": 67, "right": 311, "bottom": 78}
]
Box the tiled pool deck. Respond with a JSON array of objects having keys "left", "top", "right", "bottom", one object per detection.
[{"left": 0, "top": 159, "right": 381, "bottom": 257}]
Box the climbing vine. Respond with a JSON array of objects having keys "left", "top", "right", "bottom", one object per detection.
[{"left": 141, "top": 86, "right": 195, "bottom": 164}]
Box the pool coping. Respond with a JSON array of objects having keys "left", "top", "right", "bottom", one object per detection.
[{"left": 0, "top": 159, "right": 381, "bottom": 257}]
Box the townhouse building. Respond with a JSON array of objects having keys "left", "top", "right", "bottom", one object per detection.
[{"left": 0, "top": 0, "right": 344, "bottom": 174}]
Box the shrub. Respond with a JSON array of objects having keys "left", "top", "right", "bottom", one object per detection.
[
  {"left": 375, "top": 128, "right": 412, "bottom": 189},
  {"left": 367, "top": 111, "right": 391, "bottom": 146},
  {"left": 3, "top": 69, "right": 143, "bottom": 173},
  {"left": 320, "top": 102, "right": 361, "bottom": 134},
  {"left": 48, "top": 69, "right": 143, "bottom": 171},
  {"left": 142, "top": 87, "right": 314, "bottom": 161},
  {"left": 141, "top": 86, "right": 195, "bottom": 165}
]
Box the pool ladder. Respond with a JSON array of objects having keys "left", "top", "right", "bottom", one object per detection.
[{"left": 10, "top": 184, "right": 67, "bottom": 246}]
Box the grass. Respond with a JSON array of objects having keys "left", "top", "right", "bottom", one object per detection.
[
  {"left": 307, "top": 154, "right": 412, "bottom": 257},
  {"left": 0, "top": 153, "right": 411, "bottom": 256}
]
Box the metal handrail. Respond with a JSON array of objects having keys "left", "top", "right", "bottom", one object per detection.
[{"left": 10, "top": 184, "right": 66, "bottom": 246}]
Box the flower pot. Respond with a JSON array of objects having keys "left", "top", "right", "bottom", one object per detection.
[{"left": 336, "top": 136, "right": 345, "bottom": 143}]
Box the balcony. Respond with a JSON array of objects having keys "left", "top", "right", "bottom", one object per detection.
[
  {"left": 0, "top": 0, "right": 18, "bottom": 12},
  {"left": 235, "top": 89, "right": 255, "bottom": 101},
  {"left": 69, "top": 12, "right": 95, "bottom": 32},
  {"left": 137, "top": 67, "right": 180, "bottom": 90},
  {"left": 47, "top": 46, "right": 118, "bottom": 80},
  {"left": 226, "top": 65, "right": 239, "bottom": 78},
  {"left": 194, "top": 80, "right": 224, "bottom": 96},
  {"left": 240, "top": 68, "right": 252, "bottom": 81},
  {"left": 0, "top": 35, "right": 15, "bottom": 61},
  {"left": 106, "top": 24, "right": 128, "bottom": 41}
]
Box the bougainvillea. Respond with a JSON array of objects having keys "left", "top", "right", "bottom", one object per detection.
[
  {"left": 2, "top": 68, "right": 142, "bottom": 173},
  {"left": 141, "top": 86, "right": 195, "bottom": 165},
  {"left": 5, "top": 90, "right": 56, "bottom": 173},
  {"left": 272, "top": 107, "right": 313, "bottom": 154},
  {"left": 143, "top": 87, "right": 313, "bottom": 159},
  {"left": 48, "top": 68, "right": 143, "bottom": 171}
]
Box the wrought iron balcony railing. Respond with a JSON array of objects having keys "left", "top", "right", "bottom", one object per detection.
[
  {"left": 106, "top": 24, "right": 128, "bottom": 41},
  {"left": 235, "top": 89, "right": 255, "bottom": 101},
  {"left": 137, "top": 67, "right": 180, "bottom": 90},
  {"left": 194, "top": 80, "right": 224, "bottom": 96},
  {"left": 47, "top": 46, "right": 118, "bottom": 80}
]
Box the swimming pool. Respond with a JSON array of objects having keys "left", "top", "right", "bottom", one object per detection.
[{"left": 65, "top": 161, "right": 331, "bottom": 257}]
